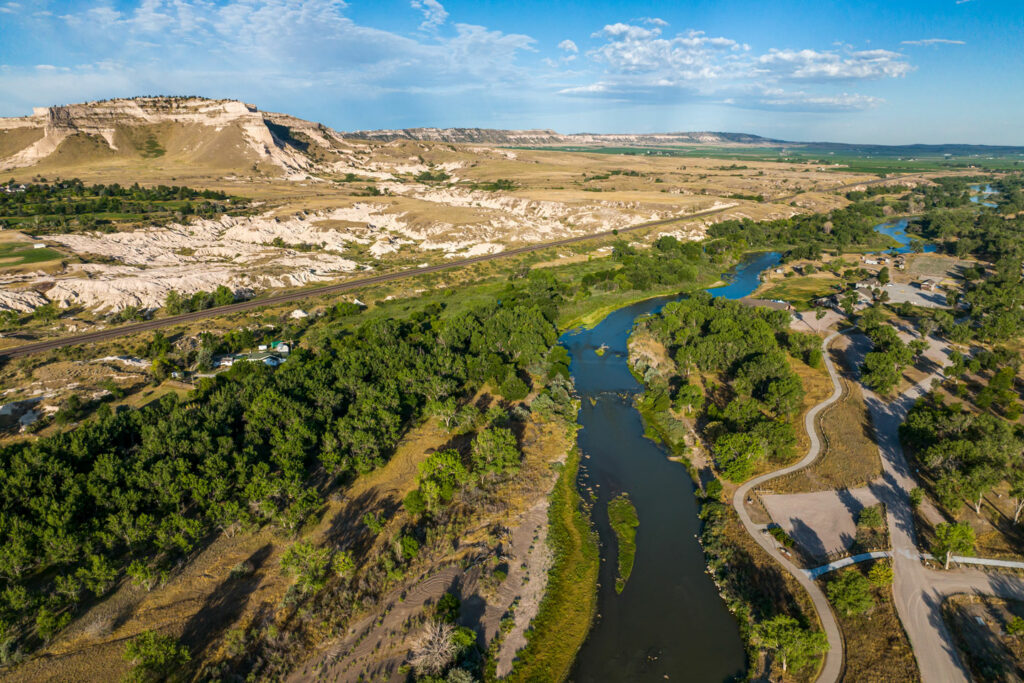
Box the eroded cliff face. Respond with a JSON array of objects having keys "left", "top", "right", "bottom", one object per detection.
[{"left": 0, "top": 97, "right": 349, "bottom": 175}]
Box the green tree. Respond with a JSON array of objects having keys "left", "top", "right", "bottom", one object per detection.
[
  {"left": 213, "top": 285, "right": 235, "bottom": 307},
  {"left": 280, "top": 541, "right": 331, "bottom": 594},
  {"left": 867, "top": 561, "right": 894, "bottom": 588},
  {"left": 827, "top": 570, "right": 875, "bottom": 616},
  {"left": 753, "top": 615, "right": 829, "bottom": 674},
  {"left": 933, "top": 522, "right": 975, "bottom": 569},
  {"left": 123, "top": 630, "right": 190, "bottom": 682},
  {"left": 470, "top": 427, "right": 520, "bottom": 480}
]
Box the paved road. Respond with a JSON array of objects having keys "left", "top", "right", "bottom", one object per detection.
[
  {"left": 854, "top": 333, "right": 1024, "bottom": 682},
  {"left": 733, "top": 330, "right": 846, "bottom": 683},
  {"left": 0, "top": 174, "right": 924, "bottom": 360}
]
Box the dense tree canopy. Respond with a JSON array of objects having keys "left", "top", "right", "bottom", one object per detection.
[
  {"left": 644, "top": 293, "right": 808, "bottom": 481},
  {"left": 0, "top": 292, "right": 563, "bottom": 652}
]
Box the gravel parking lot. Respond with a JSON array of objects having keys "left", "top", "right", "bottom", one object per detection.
[
  {"left": 882, "top": 282, "right": 948, "bottom": 308},
  {"left": 761, "top": 487, "right": 881, "bottom": 560}
]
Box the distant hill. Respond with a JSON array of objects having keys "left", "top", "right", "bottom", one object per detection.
[
  {"left": 4, "top": 98, "right": 1022, "bottom": 177},
  {"left": 344, "top": 127, "right": 783, "bottom": 146}
]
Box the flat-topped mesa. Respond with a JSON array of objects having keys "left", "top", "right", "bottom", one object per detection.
[
  {"left": 345, "top": 127, "right": 782, "bottom": 146},
  {"left": 0, "top": 97, "right": 345, "bottom": 175}
]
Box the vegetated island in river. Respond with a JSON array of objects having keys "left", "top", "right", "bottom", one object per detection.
[{"left": 608, "top": 493, "right": 639, "bottom": 593}]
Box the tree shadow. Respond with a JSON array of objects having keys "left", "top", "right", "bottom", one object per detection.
[
  {"left": 179, "top": 543, "right": 274, "bottom": 660},
  {"left": 325, "top": 490, "right": 400, "bottom": 556},
  {"left": 787, "top": 517, "right": 829, "bottom": 563}
]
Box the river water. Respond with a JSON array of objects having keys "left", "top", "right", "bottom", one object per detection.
[
  {"left": 969, "top": 183, "right": 998, "bottom": 208},
  {"left": 562, "top": 212, "right": 932, "bottom": 679},
  {"left": 563, "top": 251, "right": 780, "bottom": 682},
  {"left": 872, "top": 218, "right": 937, "bottom": 255}
]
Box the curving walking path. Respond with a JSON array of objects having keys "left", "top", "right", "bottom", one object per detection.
[{"left": 732, "top": 330, "right": 846, "bottom": 683}]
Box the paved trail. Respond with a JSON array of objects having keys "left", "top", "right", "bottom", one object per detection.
[{"left": 733, "top": 331, "right": 846, "bottom": 683}]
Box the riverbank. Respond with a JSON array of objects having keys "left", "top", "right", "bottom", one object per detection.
[{"left": 504, "top": 446, "right": 599, "bottom": 682}]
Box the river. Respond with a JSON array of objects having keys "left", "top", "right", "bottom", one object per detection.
[
  {"left": 872, "top": 218, "right": 937, "bottom": 255},
  {"left": 969, "top": 183, "right": 998, "bottom": 208},
  {"left": 563, "top": 251, "right": 780, "bottom": 682}
]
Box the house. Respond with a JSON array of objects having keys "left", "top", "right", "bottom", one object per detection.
[
  {"left": 238, "top": 351, "right": 285, "bottom": 367},
  {"left": 738, "top": 297, "right": 794, "bottom": 313},
  {"left": 269, "top": 341, "right": 291, "bottom": 354},
  {"left": 863, "top": 258, "right": 880, "bottom": 266},
  {"left": 919, "top": 278, "right": 942, "bottom": 292},
  {"left": 856, "top": 277, "right": 883, "bottom": 290}
]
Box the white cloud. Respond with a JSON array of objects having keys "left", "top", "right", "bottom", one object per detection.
[
  {"left": 560, "top": 22, "right": 912, "bottom": 112},
  {"left": 411, "top": 0, "right": 448, "bottom": 31},
  {"left": 738, "top": 90, "right": 883, "bottom": 112},
  {"left": 558, "top": 39, "right": 578, "bottom": 53},
  {"left": 638, "top": 17, "right": 668, "bottom": 27},
  {"left": 901, "top": 38, "right": 965, "bottom": 46},
  {"left": 1, "top": 0, "right": 536, "bottom": 115},
  {"left": 756, "top": 48, "right": 913, "bottom": 81}
]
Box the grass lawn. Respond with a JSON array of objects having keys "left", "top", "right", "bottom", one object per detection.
[
  {"left": 0, "top": 241, "right": 63, "bottom": 267},
  {"left": 758, "top": 275, "right": 841, "bottom": 310}
]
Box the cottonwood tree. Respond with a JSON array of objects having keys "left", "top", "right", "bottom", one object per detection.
[
  {"left": 753, "top": 615, "right": 829, "bottom": 674},
  {"left": 827, "top": 570, "right": 875, "bottom": 616},
  {"left": 933, "top": 522, "right": 975, "bottom": 569}
]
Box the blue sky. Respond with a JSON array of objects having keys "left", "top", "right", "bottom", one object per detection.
[{"left": 0, "top": 0, "right": 1021, "bottom": 144}]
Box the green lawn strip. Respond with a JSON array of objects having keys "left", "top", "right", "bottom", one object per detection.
[
  {"left": 0, "top": 243, "right": 63, "bottom": 265},
  {"left": 505, "top": 447, "right": 599, "bottom": 682},
  {"left": 759, "top": 276, "right": 842, "bottom": 310},
  {"left": 608, "top": 493, "right": 639, "bottom": 593}
]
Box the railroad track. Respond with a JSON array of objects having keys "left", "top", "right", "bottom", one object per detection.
[{"left": 0, "top": 174, "right": 919, "bottom": 359}]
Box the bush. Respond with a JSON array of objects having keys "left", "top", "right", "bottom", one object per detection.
[
  {"left": 857, "top": 505, "right": 884, "bottom": 529},
  {"left": 435, "top": 592, "right": 460, "bottom": 623},
  {"left": 498, "top": 375, "right": 529, "bottom": 401},
  {"left": 123, "top": 630, "right": 190, "bottom": 682},
  {"left": 867, "top": 561, "right": 894, "bottom": 588},
  {"left": 827, "top": 570, "right": 875, "bottom": 616},
  {"left": 279, "top": 541, "right": 331, "bottom": 594}
]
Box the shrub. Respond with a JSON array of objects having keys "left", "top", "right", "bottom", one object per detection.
[
  {"left": 867, "top": 561, "right": 894, "bottom": 588},
  {"left": 857, "top": 505, "right": 884, "bottom": 529},
  {"left": 123, "top": 630, "right": 190, "bottom": 682},
  {"left": 827, "top": 570, "right": 875, "bottom": 616},
  {"left": 498, "top": 375, "right": 529, "bottom": 401}
]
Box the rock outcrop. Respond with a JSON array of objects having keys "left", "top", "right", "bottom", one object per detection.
[{"left": 0, "top": 97, "right": 356, "bottom": 175}]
